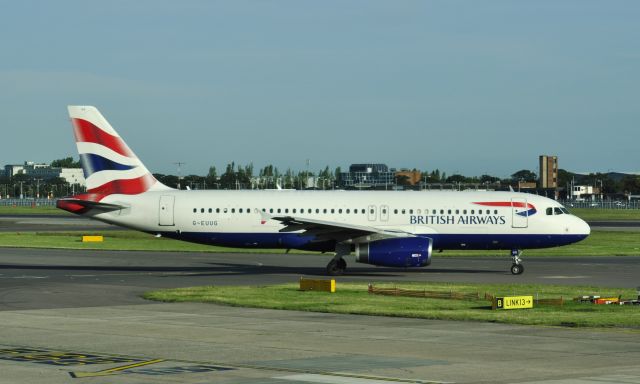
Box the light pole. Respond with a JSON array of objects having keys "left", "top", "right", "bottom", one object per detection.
[
  {"left": 174, "top": 162, "right": 185, "bottom": 190},
  {"left": 34, "top": 178, "right": 41, "bottom": 199}
]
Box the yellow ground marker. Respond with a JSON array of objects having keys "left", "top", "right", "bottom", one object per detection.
[
  {"left": 82, "top": 235, "right": 104, "bottom": 242},
  {"left": 69, "top": 359, "right": 164, "bottom": 378},
  {"left": 299, "top": 277, "right": 336, "bottom": 293}
]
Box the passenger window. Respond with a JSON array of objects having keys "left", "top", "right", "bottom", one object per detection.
[
  {"left": 200, "top": 208, "right": 205, "bottom": 213},
  {"left": 455, "top": 210, "right": 459, "bottom": 215},
  {"left": 401, "top": 209, "right": 406, "bottom": 214},
  {"left": 239, "top": 208, "right": 243, "bottom": 213},
  {"left": 216, "top": 208, "right": 220, "bottom": 213},
  {"left": 463, "top": 210, "right": 467, "bottom": 214},
  {"left": 224, "top": 208, "right": 228, "bottom": 213},
  {"left": 382, "top": 209, "right": 387, "bottom": 214},
  {"left": 448, "top": 209, "right": 452, "bottom": 214},
  {"left": 471, "top": 210, "right": 474, "bottom": 214},
  {"left": 316, "top": 209, "right": 320, "bottom": 213},
  {"left": 339, "top": 209, "right": 343, "bottom": 214},
  {"left": 409, "top": 209, "right": 414, "bottom": 214},
  {"left": 361, "top": 209, "right": 365, "bottom": 214},
  {"left": 269, "top": 208, "right": 273, "bottom": 213},
  {"left": 394, "top": 209, "right": 398, "bottom": 214},
  {"left": 293, "top": 209, "right": 297, "bottom": 214},
  {"left": 208, "top": 208, "right": 212, "bottom": 213},
  {"left": 193, "top": 208, "right": 197, "bottom": 213},
  {"left": 277, "top": 208, "right": 281, "bottom": 213},
  {"left": 247, "top": 208, "right": 251, "bottom": 214},
  {"left": 346, "top": 209, "right": 350, "bottom": 214},
  {"left": 370, "top": 209, "right": 374, "bottom": 214},
  {"left": 323, "top": 209, "right": 327, "bottom": 214},
  {"left": 494, "top": 210, "right": 498, "bottom": 214},
  {"left": 440, "top": 209, "right": 444, "bottom": 214},
  {"left": 231, "top": 208, "right": 235, "bottom": 213},
  {"left": 478, "top": 210, "right": 482, "bottom": 214}
]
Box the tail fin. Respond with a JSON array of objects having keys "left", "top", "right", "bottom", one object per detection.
[{"left": 68, "top": 106, "right": 171, "bottom": 202}]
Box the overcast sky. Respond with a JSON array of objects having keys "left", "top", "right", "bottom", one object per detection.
[{"left": 1, "top": 1, "right": 638, "bottom": 178}]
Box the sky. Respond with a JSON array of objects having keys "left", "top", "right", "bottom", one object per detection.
[{"left": 1, "top": 0, "right": 639, "bottom": 178}]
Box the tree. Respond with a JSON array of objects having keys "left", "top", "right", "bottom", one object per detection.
[
  {"left": 620, "top": 175, "right": 640, "bottom": 194},
  {"left": 445, "top": 174, "right": 467, "bottom": 183},
  {"left": 51, "top": 157, "right": 81, "bottom": 168},
  {"left": 206, "top": 166, "right": 218, "bottom": 189},
  {"left": 479, "top": 174, "right": 500, "bottom": 184},
  {"left": 511, "top": 169, "right": 537, "bottom": 182},
  {"left": 395, "top": 174, "right": 411, "bottom": 186}
]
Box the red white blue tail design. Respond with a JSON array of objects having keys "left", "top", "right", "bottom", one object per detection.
[{"left": 67, "top": 106, "right": 170, "bottom": 202}]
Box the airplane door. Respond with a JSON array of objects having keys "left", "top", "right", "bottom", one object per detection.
[
  {"left": 380, "top": 205, "right": 389, "bottom": 222},
  {"left": 367, "top": 205, "right": 376, "bottom": 221},
  {"left": 511, "top": 197, "right": 528, "bottom": 228},
  {"left": 159, "top": 195, "right": 175, "bottom": 226}
]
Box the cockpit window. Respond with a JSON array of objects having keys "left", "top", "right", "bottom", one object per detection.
[
  {"left": 554, "top": 207, "right": 563, "bottom": 215},
  {"left": 546, "top": 207, "right": 553, "bottom": 215},
  {"left": 560, "top": 207, "right": 570, "bottom": 214}
]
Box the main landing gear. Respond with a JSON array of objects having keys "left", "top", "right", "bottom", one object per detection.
[
  {"left": 326, "top": 244, "right": 349, "bottom": 275},
  {"left": 510, "top": 249, "right": 524, "bottom": 275}
]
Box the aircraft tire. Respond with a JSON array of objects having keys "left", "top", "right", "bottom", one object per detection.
[
  {"left": 510, "top": 263, "right": 524, "bottom": 275},
  {"left": 326, "top": 258, "right": 346, "bottom": 276}
]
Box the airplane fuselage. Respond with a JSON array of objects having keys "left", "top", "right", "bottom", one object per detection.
[{"left": 92, "top": 189, "right": 590, "bottom": 253}]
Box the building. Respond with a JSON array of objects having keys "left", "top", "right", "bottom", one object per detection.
[
  {"left": 2, "top": 161, "right": 85, "bottom": 186},
  {"left": 571, "top": 185, "right": 600, "bottom": 201},
  {"left": 539, "top": 155, "right": 558, "bottom": 189},
  {"left": 339, "top": 164, "right": 396, "bottom": 189}
]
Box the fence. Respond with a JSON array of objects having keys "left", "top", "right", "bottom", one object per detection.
[
  {"left": 0, "top": 198, "right": 58, "bottom": 207},
  {"left": 558, "top": 200, "right": 640, "bottom": 210}
]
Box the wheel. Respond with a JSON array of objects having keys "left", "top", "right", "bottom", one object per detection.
[
  {"left": 326, "top": 258, "right": 346, "bottom": 276},
  {"left": 510, "top": 263, "right": 524, "bottom": 275}
]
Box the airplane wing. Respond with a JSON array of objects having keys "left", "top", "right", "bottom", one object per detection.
[{"left": 268, "top": 214, "right": 415, "bottom": 243}]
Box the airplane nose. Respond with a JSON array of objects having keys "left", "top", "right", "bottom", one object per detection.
[
  {"left": 575, "top": 217, "right": 591, "bottom": 237},
  {"left": 581, "top": 219, "right": 591, "bottom": 236}
]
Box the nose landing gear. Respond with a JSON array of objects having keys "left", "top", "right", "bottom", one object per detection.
[{"left": 510, "top": 249, "right": 524, "bottom": 275}]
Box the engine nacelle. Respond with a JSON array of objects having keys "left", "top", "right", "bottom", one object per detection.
[{"left": 355, "top": 237, "right": 432, "bottom": 268}]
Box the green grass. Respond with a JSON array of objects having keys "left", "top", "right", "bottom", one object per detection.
[
  {"left": 0, "top": 230, "right": 638, "bottom": 256},
  {"left": 0, "top": 231, "right": 306, "bottom": 254},
  {"left": 144, "top": 282, "right": 640, "bottom": 329},
  {"left": 0, "top": 205, "right": 71, "bottom": 216},
  {"left": 570, "top": 208, "right": 640, "bottom": 221}
]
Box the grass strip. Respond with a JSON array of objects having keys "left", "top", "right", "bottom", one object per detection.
[
  {"left": 570, "top": 208, "right": 640, "bottom": 221},
  {"left": 143, "top": 282, "right": 640, "bottom": 329},
  {"left": 0, "top": 205, "right": 71, "bottom": 216},
  {"left": 0, "top": 230, "right": 638, "bottom": 257},
  {"left": 0, "top": 231, "right": 308, "bottom": 254}
]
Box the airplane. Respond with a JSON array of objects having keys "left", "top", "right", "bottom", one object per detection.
[{"left": 57, "top": 106, "right": 591, "bottom": 275}]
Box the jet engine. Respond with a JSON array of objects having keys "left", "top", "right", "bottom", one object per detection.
[{"left": 355, "top": 237, "right": 432, "bottom": 268}]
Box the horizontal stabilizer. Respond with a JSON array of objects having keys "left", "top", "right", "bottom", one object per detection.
[{"left": 56, "top": 198, "right": 124, "bottom": 214}]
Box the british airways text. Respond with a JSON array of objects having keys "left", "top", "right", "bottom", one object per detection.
[{"left": 410, "top": 215, "right": 507, "bottom": 225}]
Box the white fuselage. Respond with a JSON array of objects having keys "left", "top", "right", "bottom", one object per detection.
[{"left": 91, "top": 189, "right": 590, "bottom": 252}]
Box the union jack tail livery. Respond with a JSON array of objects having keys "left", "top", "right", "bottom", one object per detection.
[{"left": 68, "top": 106, "right": 171, "bottom": 202}]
